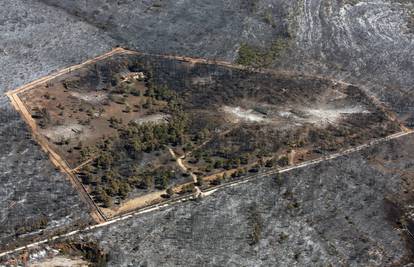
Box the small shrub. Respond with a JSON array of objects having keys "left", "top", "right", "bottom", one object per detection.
[
  {"left": 236, "top": 44, "right": 262, "bottom": 66},
  {"left": 43, "top": 92, "right": 51, "bottom": 99}
]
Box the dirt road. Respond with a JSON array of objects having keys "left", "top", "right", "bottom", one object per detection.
[
  {"left": 4, "top": 48, "right": 129, "bottom": 223},
  {"left": 167, "top": 147, "right": 197, "bottom": 183},
  {"left": 2, "top": 47, "right": 411, "bottom": 258},
  {"left": 1, "top": 129, "right": 411, "bottom": 258},
  {"left": 202, "top": 130, "right": 413, "bottom": 194}
]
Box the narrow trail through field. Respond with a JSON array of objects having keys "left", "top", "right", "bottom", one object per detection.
[
  {"left": 71, "top": 155, "right": 97, "bottom": 173},
  {"left": 167, "top": 147, "right": 203, "bottom": 198},
  {"left": 167, "top": 147, "right": 197, "bottom": 183}
]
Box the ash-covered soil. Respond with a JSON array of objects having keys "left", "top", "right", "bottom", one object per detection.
[
  {"left": 292, "top": 0, "right": 414, "bottom": 125},
  {"left": 79, "top": 134, "right": 414, "bottom": 266},
  {"left": 0, "top": 0, "right": 115, "bottom": 252},
  {"left": 20, "top": 51, "right": 400, "bottom": 214},
  {"left": 38, "top": 0, "right": 294, "bottom": 60},
  {"left": 0, "top": 0, "right": 413, "bottom": 265},
  {"left": 5, "top": 133, "right": 414, "bottom": 266},
  {"left": 0, "top": 103, "right": 93, "bottom": 252},
  {"left": 38, "top": 0, "right": 414, "bottom": 126},
  {"left": 0, "top": 0, "right": 115, "bottom": 94}
]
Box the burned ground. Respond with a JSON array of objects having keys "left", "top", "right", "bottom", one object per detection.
[
  {"left": 36, "top": 0, "right": 414, "bottom": 127},
  {"left": 0, "top": 0, "right": 413, "bottom": 265},
  {"left": 0, "top": 0, "right": 116, "bottom": 252},
  {"left": 0, "top": 102, "right": 93, "bottom": 252},
  {"left": 5, "top": 133, "right": 414, "bottom": 266},
  {"left": 13, "top": 51, "right": 402, "bottom": 217}
]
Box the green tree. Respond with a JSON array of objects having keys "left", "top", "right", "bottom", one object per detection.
[
  {"left": 196, "top": 176, "right": 205, "bottom": 187},
  {"left": 265, "top": 159, "right": 274, "bottom": 168},
  {"left": 214, "top": 159, "right": 224, "bottom": 169},
  {"left": 95, "top": 187, "right": 112, "bottom": 208},
  {"left": 145, "top": 175, "right": 154, "bottom": 189},
  {"left": 166, "top": 187, "right": 174, "bottom": 196},
  {"left": 119, "top": 182, "right": 131, "bottom": 199}
]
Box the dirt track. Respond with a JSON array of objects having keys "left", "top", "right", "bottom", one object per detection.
[
  {"left": 5, "top": 47, "right": 407, "bottom": 224},
  {"left": 3, "top": 47, "right": 411, "bottom": 256},
  {"left": 4, "top": 48, "right": 128, "bottom": 223},
  {"left": 7, "top": 91, "right": 106, "bottom": 223},
  {"left": 167, "top": 147, "right": 197, "bottom": 183},
  {"left": 0, "top": 129, "right": 412, "bottom": 258}
]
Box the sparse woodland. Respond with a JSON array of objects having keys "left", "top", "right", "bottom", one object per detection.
[{"left": 21, "top": 55, "right": 402, "bottom": 208}]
